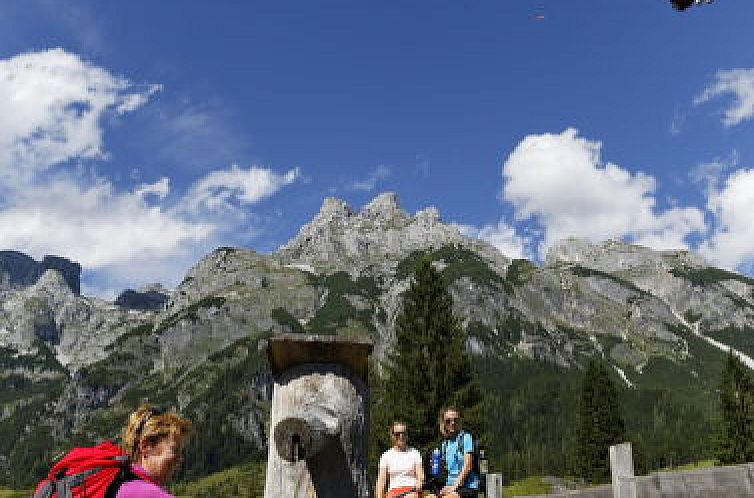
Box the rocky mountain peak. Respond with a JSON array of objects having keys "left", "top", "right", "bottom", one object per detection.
[
  {"left": 277, "top": 192, "right": 509, "bottom": 275},
  {"left": 316, "top": 197, "right": 353, "bottom": 221},
  {"left": 32, "top": 268, "right": 75, "bottom": 297},
  {"left": 414, "top": 206, "right": 441, "bottom": 227},
  {"left": 545, "top": 237, "right": 708, "bottom": 272},
  {"left": 0, "top": 251, "right": 81, "bottom": 295},
  {"left": 360, "top": 192, "right": 409, "bottom": 223},
  {"left": 115, "top": 286, "right": 169, "bottom": 311},
  {"left": 137, "top": 282, "right": 170, "bottom": 294}
]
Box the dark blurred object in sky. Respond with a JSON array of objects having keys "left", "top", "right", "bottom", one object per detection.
[
  {"left": 671, "top": 0, "right": 714, "bottom": 10},
  {"left": 671, "top": 0, "right": 694, "bottom": 10}
]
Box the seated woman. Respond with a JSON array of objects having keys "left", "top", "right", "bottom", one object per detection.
[
  {"left": 437, "top": 407, "right": 479, "bottom": 498},
  {"left": 375, "top": 421, "right": 427, "bottom": 498},
  {"left": 117, "top": 404, "right": 193, "bottom": 498}
]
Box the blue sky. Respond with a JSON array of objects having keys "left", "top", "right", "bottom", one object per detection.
[{"left": 1, "top": 0, "right": 753, "bottom": 297}]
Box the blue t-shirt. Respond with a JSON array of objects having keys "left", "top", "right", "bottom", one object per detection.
[{"left": 442, "top": 431, "right": 480, "bottom": 489}]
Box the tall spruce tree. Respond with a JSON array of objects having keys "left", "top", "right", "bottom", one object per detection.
[
  {"left": 372, "top": 255, "right": 483, "bottom": 466},
  {"left": 716, "top": 349, "right": 754, "bottom": 464},
  {"left": 573, "top": 359, "right": 626, "bottom": 483}
]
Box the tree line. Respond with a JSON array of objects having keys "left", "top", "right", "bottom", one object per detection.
[{"left": 371, "top": 254, "right": 754, "bottom": 485}]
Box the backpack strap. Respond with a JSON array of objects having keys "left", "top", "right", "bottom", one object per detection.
[
  {"left": 55, "top": 477, "right": 70, "bottom": 498},
  {"left": 37, "top": 454, "right": 134, "bottom": 498},
  {"left": 32, "top": 481, "right": 54, "bottom": 498},
  {"left": 104, "top": 465, "right": 144, "bottom": 498},
  {"left": 42, "top": 466, "right": 107, "bottom": 498},
  {"left": 67, "top": 467, "right": 106, "bottom": 487},
  {"left": 441, "top": 430, "right": 468, "bottom": 465},
  {"left": 455, "top": 430, "right": 466, "bottom": 459}
]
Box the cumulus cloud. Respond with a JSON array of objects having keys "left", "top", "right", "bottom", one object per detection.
[
  {"left": 456, "top": 220, "right": 529, "bottom": 259},
  {"left": 0, "top": 49, "right": 300, "bottom": 295},
  {"left": 0, "top": 48, "right": 159, "bottom": 182},
  {"left": 700, "top": 169, "right": 754, "bottom": 269},
  {"left": 501, "top": 128, "right": 706, "bottom": 257},
  {"left": 186, "top": 165, "right": 300, "bottom": 212},
  {"left": 0, "top": 48, "right": 205, "bottom": 284},
  {"left": 0, "top": 177, "right": 212, "bottom": 269},
  {"left": 695, "top": 68, "right": 754, "bottom": 127}
]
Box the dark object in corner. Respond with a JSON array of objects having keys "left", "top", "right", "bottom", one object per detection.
[{"left": 115, "top": 289, "right": 169, "bottom": 311}]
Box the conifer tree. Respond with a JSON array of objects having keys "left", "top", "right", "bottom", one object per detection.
[
  {"left": 573, "top": 359, "right": 626, "bottom": 483},
  {"left": 372, "top": 255, "right": 483, "bottom": 464},
  {"left": 716, "top": 349, "right": 754, "bottom": 464}
]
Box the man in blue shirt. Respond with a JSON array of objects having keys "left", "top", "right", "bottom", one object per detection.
[{"left": 439, "top": 407, "right": 479, "bottom": 497}]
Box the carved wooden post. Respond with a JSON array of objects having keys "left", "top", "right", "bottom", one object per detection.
[{"left": 263, "top": 334, "right": 373, "bottom": 498}]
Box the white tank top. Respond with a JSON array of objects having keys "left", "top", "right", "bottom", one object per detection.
[{"left": 378, "top": 447, "right": 422, "bottom": 489}]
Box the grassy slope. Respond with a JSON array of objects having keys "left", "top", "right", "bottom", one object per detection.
[
  {"left": 0, "top": 488, "right": 29, "bottom": 498},
  {"left": 172, "top": 461, "right": 266, "bottom": 498}
]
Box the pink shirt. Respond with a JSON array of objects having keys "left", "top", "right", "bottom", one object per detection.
[{"left": 115, "top": 465, "right": 176, "bottom": 498}]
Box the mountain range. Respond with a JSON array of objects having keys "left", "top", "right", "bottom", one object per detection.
[{"left": 2, "top": 192, "right": 753, "bottom": 486}]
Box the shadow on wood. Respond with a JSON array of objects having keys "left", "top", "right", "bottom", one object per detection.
[{"left": 307, "top": 437, "right": 359, "bottom": 497}]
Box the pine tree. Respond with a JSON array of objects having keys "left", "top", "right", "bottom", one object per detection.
[
  {"left": 573, "top": 359, "right": 626, "bottom": 483},
  {"left": 371, "top": 255, "right": 483, "bottom": 465},
  {"left": 716, "top": 349, "right": 754, "bottom": 464}
]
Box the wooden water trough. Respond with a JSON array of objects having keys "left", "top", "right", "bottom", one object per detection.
[{"left": 262, "top": 333, "right": 373, "bottom": 498}]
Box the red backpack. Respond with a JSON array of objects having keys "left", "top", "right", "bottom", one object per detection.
[{"left": 33, "top": 441, "right": 149, "bottom": 498}]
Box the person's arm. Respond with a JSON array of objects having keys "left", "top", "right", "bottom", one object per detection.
[
  {"left": 453, "top": 453, "right": 473, "bottom": 490},
  {"left": 376, "top": 466, "right": 387, "bottom": 498},
  {"left": 415, "top": 451, "right": 425, "bottom": 490}
]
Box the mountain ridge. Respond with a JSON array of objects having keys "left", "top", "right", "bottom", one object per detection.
[
  {"left": 2, "top": 191, "right": 754, "bottom": 372},
  {"left": 1, "top": 192, "right": 753, "bottom": 486}
]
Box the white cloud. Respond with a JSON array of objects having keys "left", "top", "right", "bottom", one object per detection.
[
  {"left": 501, "top": 128, "right": 706, "bottom": 257},
  {"left": 0, "top": 48, "right": 158, "bottom": 182},
  {"left": 690, "top": 152, "right": 739, "bottom": 197},
  {"left": 0, "top": 163, "right": 299, "bottom": 293},
  {"left": 349, "top": 164, "right": 391, "bottom": 191},
  {"left": 0, "top": 176, "right": 212, "bottom": 269},
  {"left": 632, "top": 208, "right": 708, "bottom": 251},
  {"left": 186, "top": 165, "right": 300, "bottom": 213},
  {"left": 694, "top": 68, "right": 754, "bottom": 127},
  {"left": 456, "top": 220, "right": 529, "bottom": 259},
  {"left": 691, "top": 161, "right": 728, "bottom": 192},
  {"left": 117, "top": 84, "right": 163, "bottom": 114},
  {"left": 135, "top": 177, "right": 170, "bottom": 201},
  {"left": 0, "top": 49, "right": 300, "bottom": 296},
  {"left": 700, "top": 169, "right": 754, "bottom": 269}
]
